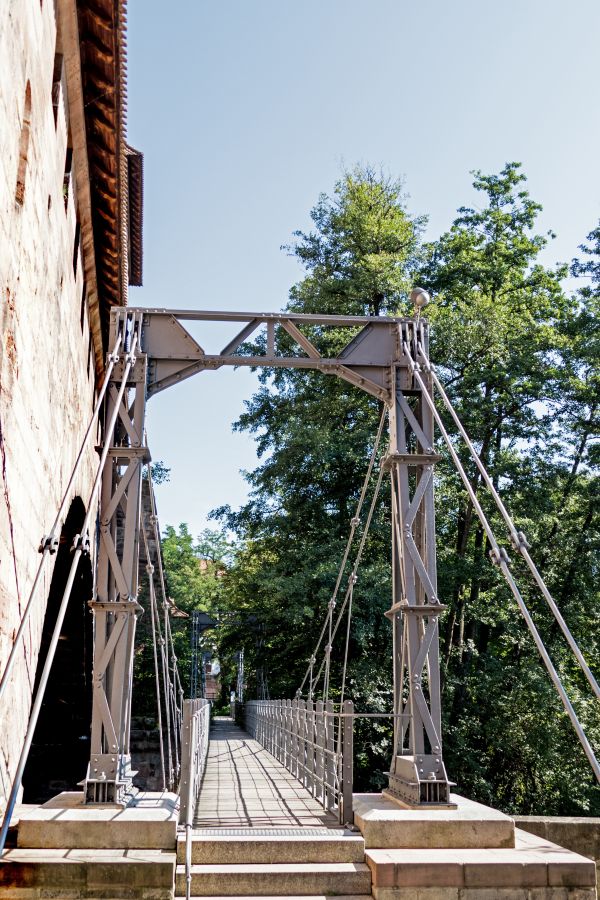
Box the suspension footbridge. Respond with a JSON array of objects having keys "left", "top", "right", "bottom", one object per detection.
[{"left": 0, "top": 302, "right": 598, "bottom": 899}]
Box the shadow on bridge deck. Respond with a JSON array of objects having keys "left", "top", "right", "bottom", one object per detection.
[{"left": 194, "top": 717, "right": 339, "bottom": 829}]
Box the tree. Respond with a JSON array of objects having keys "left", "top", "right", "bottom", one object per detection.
[
  {"left": 134, "top": 524, "right": 232, "bottom": 711},
  {"left": 215, "top": 166, "right": 424, "bottom": 787},
  {"left": 418, "top": 164, "right": 599, "bottom": 813},
  {"left": 213, "top": 163, "right": 599, "bottom": 813}
]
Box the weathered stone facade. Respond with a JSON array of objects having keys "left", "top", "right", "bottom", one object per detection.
[{"left": 0, "top": 0, "right": 140, "bottom": 807}]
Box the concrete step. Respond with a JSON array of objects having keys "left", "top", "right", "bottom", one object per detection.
[
  {"left": 365, "top": 829, "right": 596, "bottom": 898},
  {"left": 0, "top": 847, "right": 176, "bottom": 899},
  {"left": 176, "top": 861, "right": 372, "bottom": 896},
  {"left": 177, "top": 827, "right": 365, "bottom": 864}
]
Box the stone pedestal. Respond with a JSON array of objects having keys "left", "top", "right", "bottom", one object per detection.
[
  {"left": 356, "top": 793, "right": 597, "bottom": 900},
  {"left": 0, "top": 792, "right": 177, "bottom": 899},
  {"left": 16, "top": 790, "right": 178, "bottom": 850}
]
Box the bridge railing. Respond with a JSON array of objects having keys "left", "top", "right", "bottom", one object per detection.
[
  {"left": 178, "top": 698, "right": 211, "bottom": 900},
  {"left": 241, "top": 698, "right": 354, "bottom": 826}
]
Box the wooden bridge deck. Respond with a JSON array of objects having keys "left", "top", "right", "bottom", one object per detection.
[{"left": 194, "top": 717, "right": 339, "bottom": 829}]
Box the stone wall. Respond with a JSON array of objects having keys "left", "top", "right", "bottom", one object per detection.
[
  {"left": 131, "top": 717, "right": 167, "bottom": 793},
  {"left": 0, "top": 0, "right": 100, "bottom": 806},
  {"left": 515, "top": 817, "right": 600, "bottom": 870}
]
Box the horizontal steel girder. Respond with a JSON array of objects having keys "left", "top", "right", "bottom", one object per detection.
[
  {"left": 119, "top": 308, "right": 419, "bottom": 401},
  {"left": 86, "top": 308, "right": 450, "bottom": 808}
]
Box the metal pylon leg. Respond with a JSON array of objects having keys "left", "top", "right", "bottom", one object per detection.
[
  {"left": 385, "top": 321, "right": 451, "bottom": 806},
  {"left": 84, "top": 310, "right": 148, "bottom": 804}
]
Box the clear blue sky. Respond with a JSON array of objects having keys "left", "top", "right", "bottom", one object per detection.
[{"left": 127, "top": 0, "right": 600, "bottom": 540}]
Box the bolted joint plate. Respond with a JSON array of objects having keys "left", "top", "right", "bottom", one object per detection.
[{"left": 387, "top": 754, "right": 455, "bottom": 808}]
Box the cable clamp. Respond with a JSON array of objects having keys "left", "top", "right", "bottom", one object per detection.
[
  {"left": 309, "top": 656, "right": 316, "bottom": 666},
  {"left": 489, "top": 546, "right": 511, "bottom": 567},
  {"left": 73, "top": 532, "right": 91, "bottom": 554},
  {"left": 39, "top": 534, "right": 59, "bottom": 554},
  {"left": 325, "top": 644, "right": 332, "bottom": 656},
  {"left": 350, "top": 516, "right": 360, "bottom": 527},
  {"left": 510, "top": 530, "right": 531, "bottom": 552},
  {"left": 350, "top": 574, "right": 358, "bottom": 585},
  {"left": 146, "top": 563, "right": 154, "bottom": 574},
  {"left": 328, "top": 599, "right": 336, "bottom": 611},
  {"left": 108, "top": 350, "right": 120, "bottom": 364}
]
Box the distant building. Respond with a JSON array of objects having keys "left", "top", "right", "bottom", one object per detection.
[
  {"left": 204, "top": 659, "right": 221, "bottom": 702},
  {"left": 0, "top": 0, "right": 142, "bottom": 803}
]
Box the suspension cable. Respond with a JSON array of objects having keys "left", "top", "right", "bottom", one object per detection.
[
  {"left": 0, "top": 328, "right": 124, "bottom": 705},
  {"left": 403, "top": 342, "right": 600, "bottom": 783},
  {"left": 298, "top": 406, "right": 387, "bottom": 699},
  {"left": 311, "top": 459, "right": 386, "bottom": 699},
  {"left": 145, "top": 461, "right": 184, "bottom": 782},
  {"left": 418, "top": 346, "right": 600, "bottom": 703},
  {"left": 141, "top": 518, "right": 167, "bottom": 791},
  {"left": 0, "top": 331, "right": 139, "bottom": 854}
]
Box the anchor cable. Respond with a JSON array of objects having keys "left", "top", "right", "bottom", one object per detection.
[
  {"left": 298, "top": 406, "right": 387, "bottom": 699},
  {"left": 0, "top": 329, "right": 139, "bottom": 853},
  {"left": 0, "top": 328, "right": 124, "bottom": 704},
  {"left": 403, "top": 339, "right": 600, "bottom": 783},
  {"left": 417, "top": 343, "right": 600, "bottom": 703}
]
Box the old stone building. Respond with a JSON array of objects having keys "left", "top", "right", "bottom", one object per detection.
[{"left": 0, "top": 0, "right": 141, "bottom": 806}]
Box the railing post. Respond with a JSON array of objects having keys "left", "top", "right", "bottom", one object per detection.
[
  {"left": 325, "top": 699, "right": 335, "bottom": 811},
  {"left": 342, "top": 699, "right": 354, "bottom": 826},
  {"left": 179, "top": 700, "right": 193, "bottom": 825},
  {"left": 315, "top": 699, "right": 325, "bottom": 805},
  {"left": 299, "top": 699, "right": 307, "bottom": 788},
  {"left": 277, "top": 700, "right": 283, "bottom": 762},
  {"left": 285, "top": 699, "right": 291, "bottom": 769},
  {"left": 291, "top": 699, "right": 298, "bottom": 778},
  {"left": 306, "top": 699, "right": 315, "bottom": 796}
]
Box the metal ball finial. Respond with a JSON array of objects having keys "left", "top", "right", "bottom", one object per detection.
[{"left": 410, "top": 287, "right": 431, "bottom": 310}]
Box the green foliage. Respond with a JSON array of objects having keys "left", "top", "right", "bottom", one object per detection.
[
  {"left": 416, "top": 166, "right": 599, "bottom": 812},
  {"left": 133, "top": 524, "right": 232, "bottom": 712},
  {"left": 167, "top": 163, "right": 598, "bottom": 815}
]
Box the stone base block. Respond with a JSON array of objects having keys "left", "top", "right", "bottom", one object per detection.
[
  {"left": 0, "top": 847, "right": 176, "bottom": 899},
  {"left": 354, "top": 793, "right": 515, "bottom": 849},
  {"left": 366, "top": 828, "right": 596, "bottom": 900},
  {"left": 16, "top": 791, "right": 178, "bottom": 850}
]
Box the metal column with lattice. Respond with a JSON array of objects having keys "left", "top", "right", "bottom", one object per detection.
[
  {"left": 385, "top": 321, "right": 450, "bottom": 805},
  {"left": 85, "top": 310, "right": 148, "bottom": 803},
  {"left": 82, "top": 306, "right": 452, "bottom": 806}
]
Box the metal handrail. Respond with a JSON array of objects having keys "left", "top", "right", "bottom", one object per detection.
[
  {"left": 178, "top": 698, "right": 210, "bottom": 900},
  {"left": 242, "top": 698, "right": 354, "bottom": 825}
]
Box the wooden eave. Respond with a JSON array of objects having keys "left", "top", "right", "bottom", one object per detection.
[{"left": 77, "top": 0, "right": 129, "bottom": 351}]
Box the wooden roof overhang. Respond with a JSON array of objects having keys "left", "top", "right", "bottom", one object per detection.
[{"left": 77, "top": 0, "right": 143, "bottom": 352}]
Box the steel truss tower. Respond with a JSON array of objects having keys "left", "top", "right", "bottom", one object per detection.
[{"left": 84, "top": 306, "right": 450, "bottom": 806}]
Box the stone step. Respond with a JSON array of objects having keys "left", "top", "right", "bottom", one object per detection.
[
  {"left": 176, "top": 861, "right": 372, "bottom": 896},
  {"left": 365, "top": 829, "right": 596, "bottom": 897},
  {"left": 0, "top": 847, "right": 176, "bottom": 899},
  {"left": 15, "top": 790, "right": 178, "bottom": 850},
  {"left": 177, "top": 827, "right": 365, "bottom": 864}
]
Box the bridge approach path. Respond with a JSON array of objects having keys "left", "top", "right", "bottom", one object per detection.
[{"left": 176, "top": 716, "right": 371, "bottom": 897}]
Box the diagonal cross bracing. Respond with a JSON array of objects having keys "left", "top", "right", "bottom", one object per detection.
[{"left": 81, "top": 307, "right": 452, "bottom": 807}]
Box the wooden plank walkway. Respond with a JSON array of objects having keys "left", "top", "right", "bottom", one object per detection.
[{"left": 194, "top": 717, "right": 339, "bottom": 829}]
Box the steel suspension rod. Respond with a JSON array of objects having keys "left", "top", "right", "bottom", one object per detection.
[
  {"left": 0, "top": 329, "right": 124, "bottom": 705},
  {"left": 0, "top": 336, "right": 138, "bottom": 853},
  {"left": 298, "top": 407, "right": 387, "bottom": 698},
  {"left": 419, "top": 348, "right": 600, "bottom": 703},
  {"left": 405, "top": 347, "right": 600, "bottom": 783}
]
